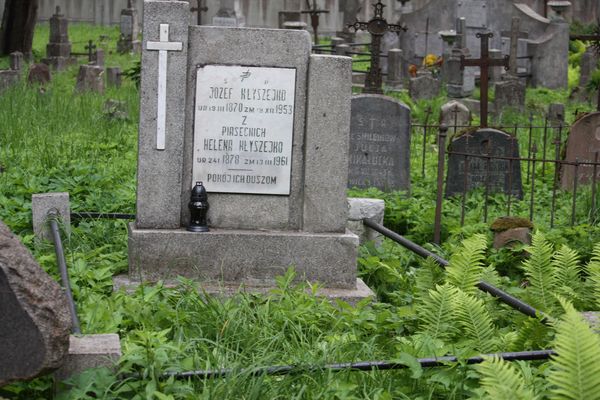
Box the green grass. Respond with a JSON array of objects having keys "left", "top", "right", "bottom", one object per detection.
[{"left": 1, "top": 25, "right": 600, "bottom": 400}]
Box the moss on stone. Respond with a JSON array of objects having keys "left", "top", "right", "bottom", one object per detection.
[{"left": 490, "top": 216, "right": 533, "bottom": 232}]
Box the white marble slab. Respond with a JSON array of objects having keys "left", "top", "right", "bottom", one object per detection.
[{"left": 192, "top": 65, "right": 296, "bottom": 195}]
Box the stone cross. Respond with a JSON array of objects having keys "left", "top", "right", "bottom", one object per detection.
[
  {"left": 301, "top": 0, "right": 329, "bottom": 45},
  {"left": 146, "top": 24, "right": 183, "bottom": 150},
  {"left": 348, "top": 0, "right": 406, "bottom": 94},
  {"left": 85, "top": 40, "right": 96, "bottom": 63},
  {"left": 461, "top": 32, "right": 509, "bottom": 128},
  {"left": 501, "top": 17, "right": 528, "bottom": 76}
]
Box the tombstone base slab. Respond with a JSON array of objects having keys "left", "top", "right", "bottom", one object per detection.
[
  {"left": 54, "top": 334, "right": 121, "bottom": 382},
  {"left": 113, "top": 276, "right": 374, "bottom": 305},
  {"left": 128, "top": 224, "right": 360, "bottom": 289}
]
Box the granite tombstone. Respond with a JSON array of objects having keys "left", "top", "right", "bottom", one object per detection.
[
  {"left": 446, "top": 128, "right": 523, "bottom": 198},
  {"left": 560, "top": 112, "right": 600, "bottom": 190},
  {"left": 348, "top": 94, "right": 411, "bottom": 192},
  {"left": 0, "top": 221, "right": 71, "bottom": 386},
  {"left": 120, "top": 0, "right": 371, "bottom": 300}
]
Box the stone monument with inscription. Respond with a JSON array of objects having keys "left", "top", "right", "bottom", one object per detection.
[
  {"left": 348, "top": 94, "right": 411, "bottom": 192},
  {"left": 446, "top": 128, "right": 523, "bottom": 198},
  {"left": 561, "top": 112, "right": 600, "bottom": 190},
  {"left": 118, "top": 0, "right": 371, "bottom": 300}
]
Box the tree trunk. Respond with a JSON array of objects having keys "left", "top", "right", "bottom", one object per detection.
[{"left": 0, "top": 0, "right": 38, "bottom": 57}]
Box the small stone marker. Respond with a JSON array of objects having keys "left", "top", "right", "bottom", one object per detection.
[
  {"left": 560, "top": 112, "right": 600, "bottom": 189},
  {"left": 446, "top": 128, "right": 523, "bottom": 198},
  {"left": 348, "top": 94, "right": 411, "bottom": 191},
  {"left": 440, "top": 100, "right": 471, "bottom": 137},
  {"left": 579, "top": 47, "right": 599, "bottom": 88},
  {"left": 409, "top": 72, "right": 441, "bottom": 100},
  {"left": 9, "top": 51, "right": 23, "bottom": 71},
  {"left": 548, "top": 103, "right": 565, "bottom": 127},
  {"left": 75, "top": 65, "right": 104, "bottom": 93},
  {"left": 92, "top": 48, "right": 105, "bottom": 67},
  {"left": 490, "top": 216, "right": 533, "bottom": 249},
  {"left": 0, "top": 221, "right": 71, "bottom": 386},
  {"left": 106, "top": 67, "right": 122, "bottom": 88},
  {"left": 27, "top": 63, "right": 51, "bottom": 85},
  {"left": 347, "top": 198, "right": 385, "bottom": 245},
  {"left": 55, "top": 334, "right": 121, "bottom": 381},
  {"left": 495, "top": 77, "right": 526, "bottom": 113}
]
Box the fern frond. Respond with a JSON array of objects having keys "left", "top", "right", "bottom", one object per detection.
[
  {"left": 417, "top": 283, "right": 459, "bottom": 341},
  {"left": 548, "top": 301, "right": 600, "bottom": 400},
  {"left": 552, "top": 244, "right": 583, "bottom": 305},
  {"left": 475, "top": 356, "right": 537, "bottom": 400},
  {"left": 414, "top": 257, "right": 445, "bottom": 303},
  {"left": 454, "top": 290, "right": 497, "bottom": 353},
  {"left": 445, "top": 234, "right": 487, "bottom": 295},
  {"left": 521, "top": 232, "right": 556, "bottom": 311},
  {"left": 585, "top": 242, "right": 600, "bottom": 310}
]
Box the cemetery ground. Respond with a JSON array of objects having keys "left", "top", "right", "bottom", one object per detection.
[{"left": 2, "top": 23, "right": 600, "bottom": 400}]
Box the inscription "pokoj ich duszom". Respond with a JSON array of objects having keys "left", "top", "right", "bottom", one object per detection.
[{"left": 192, "top": 65, "right": 296, "bottom": 195}]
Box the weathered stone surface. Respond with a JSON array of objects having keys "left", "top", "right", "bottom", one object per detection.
[
  {"left": 31, "top": 192, "right": 71, "bottom": 244},
  {"left": 347, "top": 198, "right": 385, "bottom": 245},
  {"left": 560, "top": 112, "right": 600, "bottom": 190},
  {"left": 55, "top": 334, "right": 121, "bottom": 381},
  {"left": 579, "top": 47, "right": 599, "bottom": 88},
  {"left": 106, "top": 67, "right": 122, "bottom": 88},
  {"left": 75, "top": 65, "right": 104, "bottom": 93},
  {"left": 9, "top": 52, "right": 23, "bottom": 71},
  {"left": 493, "top": 227, "right": 532, "bottom": 249},
  {"left": 348, "top": 94, "right": 411, "bottom": 192},
  {"left": 304, "top": 55, "right": 351, "bottom": 233},
  {"left": 0, "top": 221, "right": 71, "bottom": 386},
  {"left": 409, "top": 73, "right": 441, "bottom": 100},
  {"left": 27, "top": 63, "right": 51, "bottom": 85},
  {"left": 0, "top": 70, "right": 19, "bottom": 93},
  {"left": 495, "top": 77, "right": 526, "bottom": 113},
  {"left": 128, "top": 224, "right": 359, "bottom": 289},
  {"left": 446, "top": 128, "right": 523, "bottom": 198},
  {"left": 440, "top": 100, "right": 471, "bottom": 137},
  {"left": 548, "top": 103, "right": 565, "bottom": 126}
]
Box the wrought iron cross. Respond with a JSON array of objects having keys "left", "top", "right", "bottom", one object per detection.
[
  {"left": 191, "top": 0, "right": 209, "bottom": 25},
  {"left": 461, "top": 32, "right": 509, "bottom": 128},
  {"left": 85, "top": 40, "right": 96, "bottom": 63},
  {"left": 301, "top": 0, "right": 329, "bottom": 45},
  {"left": 348, "top": 0, "right": 407, "bottom": 94}
]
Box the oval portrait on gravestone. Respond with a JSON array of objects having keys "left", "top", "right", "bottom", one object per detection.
[{"left": 348, "top": 94, "right": 411, "bottom": 192}]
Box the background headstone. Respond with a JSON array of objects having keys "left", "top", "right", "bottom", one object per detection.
[
  {"left": 43, "top": 6, "right": 73, "bottom": 70},
  {"left": 440, "top": 100, "right": 471, "bottom": 137},
  {"left": 9, "top": 51, "right": 24, "bottom": 71},
  {"left": 75, "top": 65, "right": 104, "bottom": 93},
  {"left": 548, "top": 103, "right": 565, "bottom": 127},
  {"left": 560, "top": 112, "right": 600, "bottom": 189},
  {"left": 106, "top": 67, "right": 122, "bottom": 88},
  {"left": 495, "top": 78, "right": 526, "bottom": 113},
  {"left": 348, "top": 94, "right": 411, "bottom": 191},
  {"left": 0, "top": 221, "right": 71, "bottom": 386},
  {"left": 27, "top": 63, "right": 51, "bottom": 85},
  {"left": 409, "top": 73, "right": 441, "bottom": 100},
  {"left": 446, "top": 128, "right": 523, "bottom": 198}
]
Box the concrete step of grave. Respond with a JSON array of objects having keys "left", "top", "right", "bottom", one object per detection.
[{"left": 113, "top": 276, "right": 374, "bottom": 306}]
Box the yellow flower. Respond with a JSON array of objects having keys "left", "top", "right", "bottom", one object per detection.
[{"left": 423, "top": 54, "right": 439, "bottom": 67}]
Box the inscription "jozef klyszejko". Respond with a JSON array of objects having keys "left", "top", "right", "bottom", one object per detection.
[{"left": 192, "top": 65, "right": 296, "bottom": 195}]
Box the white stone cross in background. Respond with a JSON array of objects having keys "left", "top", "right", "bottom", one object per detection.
[{"left": 146, "top": 24, "right": 183, "bottom": 150}]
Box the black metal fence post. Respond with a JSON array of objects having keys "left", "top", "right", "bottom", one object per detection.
[{"left": 434, "top": 126, "right": 448, "bottom": 244}]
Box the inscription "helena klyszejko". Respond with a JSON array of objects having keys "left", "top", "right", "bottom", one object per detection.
[{"left": 192, "top": 65, "right": 296, "bottom": 195}]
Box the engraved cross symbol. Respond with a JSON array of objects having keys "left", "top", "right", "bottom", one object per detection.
[{"left": 146, "top": 24, "right": 183, "bottom": 150}]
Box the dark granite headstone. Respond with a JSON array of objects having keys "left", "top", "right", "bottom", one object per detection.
[
  {"left": 495, "top": 78, "right": 526, "bottom": 113},
  {"left": 348, "top": 94, "right": 411, "bottom": 191},
  {"left": 0, "top": 221, "right": 71, "bottom": 386},
  {"left": 560, "top": 112, "right": 600, "bottom": 190},
  {"left": 446, "top": 128, "right": 523, "bottom": 198}
]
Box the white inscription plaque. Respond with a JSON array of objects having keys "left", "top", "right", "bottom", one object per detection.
[{"left": 192, "top": 65, "right": 296, "bottom": 195}]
